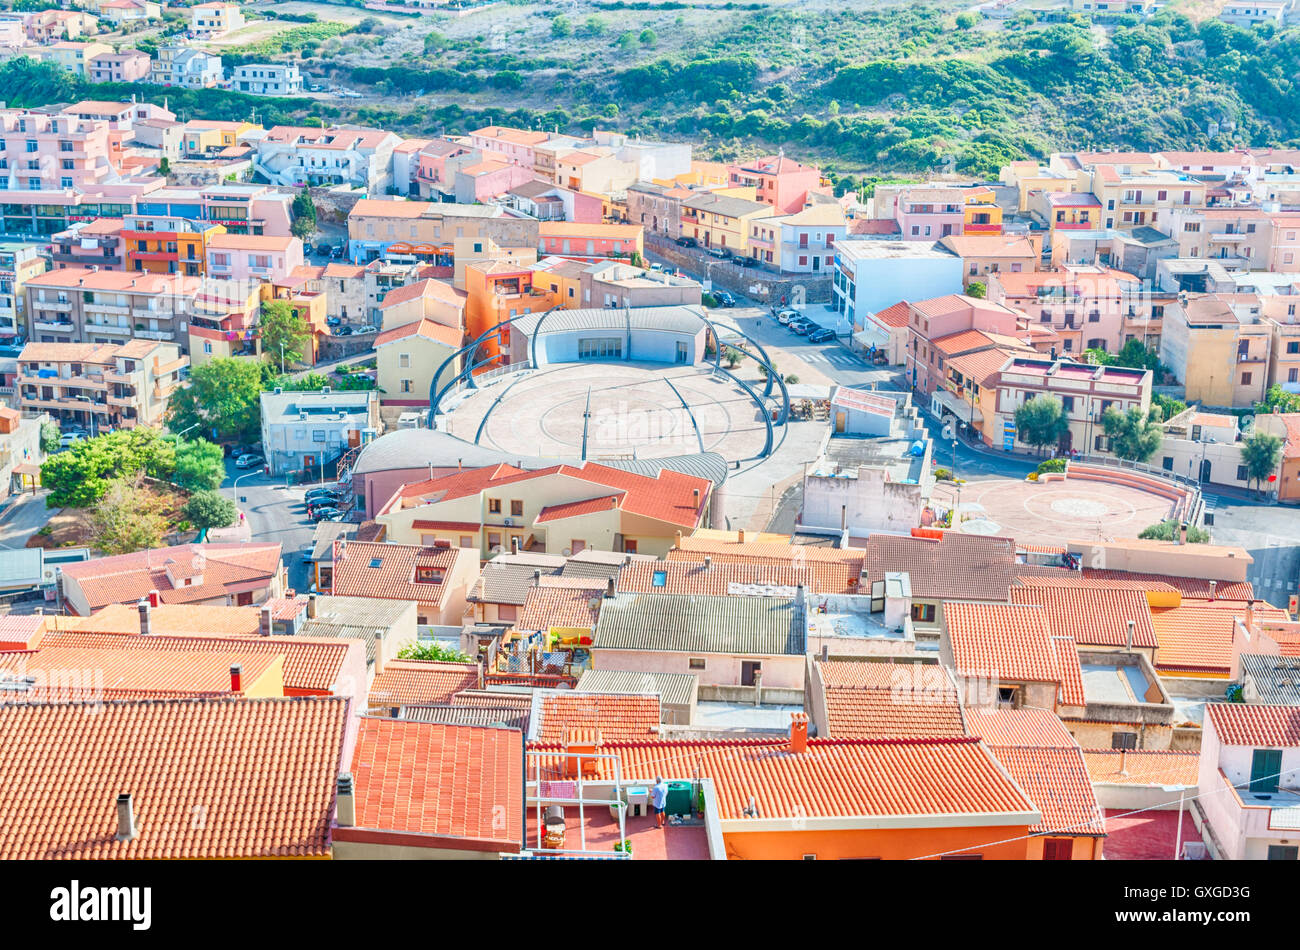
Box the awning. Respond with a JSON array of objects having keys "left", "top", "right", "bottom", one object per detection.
[
  {"left": 931, "top": 388, "right": 974, "bottom": 426},
  {"left": 853, "top": 327, "right": 889, "bottom": 350},
  {"left": 12, "top": 463, "right": 40, "bottom": 476}
]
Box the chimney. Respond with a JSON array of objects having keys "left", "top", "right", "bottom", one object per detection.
[
  {"left": 476, "top": 658, "right": 485, "bottom": 690},
  {"left": 115, "top": 792, "right": 136, "bottom": 842},
  {"left": 1126, "top": 619, "right": 1135, "bottom": 651},
  {"left": 820, "top": 644, "right": 829, "bottom": 662},
  {"left": 738, "top": 528, "right": 745, "bottom": 543},
  {"left": 1209, "top": 580, "right": 1217, "bottom": 602},
  {"left": 374, "top": 629, "right": 386, "bottom": 675},
  {"left": 307, "top": 594, "right": 317, "bottom": 619},
  {"left": 1179, "top": 522, "right": 1188, "bottom": 545},
  {"left": 692, "top": 487, "right": 700, "bottom": 508},
  {"left": 841, "top": 504, "right": 847, "bottom": 532},
  {"left": 138, "top": 599, "right": 151, "bottom": 636},
  {"left": 674, "top": 529, "right": 682, "bottom": 548},
  {"left": 148, "top": 589, "right": 160, "bottom": 607},
  {"left": 752, "top": 667, "right": 763, "bottom": 706},
  {"left": 511, "top": 537, "right": 520, "bottom": 555},
  {"left": 259, "top": 604, "right": 273, "bottom": 637},
  {"left": 229, "top": 663, "right": 243, "bottom": 693},
  {"left": 704, "top": 556, "right": 712, "bottom": 571},
  {"left": 789, "top": 712, "right": 808, "bottom": 754},
  {"left": 1244, "top": 600, "right": 1256, "bottom": 636},
  {"left": 795, "top": 583, "right": 806, "bottom": 606},
  {"left": 336, "top": 774, "right": 355, "bottom": 828},
  {"left": 1119, "top": 748, "right": 1128, "bottom": 777},
  {"left": 605, "top": 576, "right": 615, "bottom": 599}
]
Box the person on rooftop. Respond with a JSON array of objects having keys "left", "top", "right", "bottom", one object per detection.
[{"left": 651, "top": 776, "right": 670, "bottom": 829}]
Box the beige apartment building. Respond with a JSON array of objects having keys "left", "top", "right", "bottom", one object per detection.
[
  {"left": 16, "top": 339, "right": 187, "bottom": 431},
  {"left": 1159, "top": 294, "right": 1272, "bottom": 408},
  {"left": 23, "top": 268, "right": 202, "bottom": 354}
]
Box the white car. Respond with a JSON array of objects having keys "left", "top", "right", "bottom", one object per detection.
[
  {"left": 58, "top": 433, "right": 84, "bottom": 449},
  {"left": 776, "top": 309, "right": 801, "bottom": 325}
]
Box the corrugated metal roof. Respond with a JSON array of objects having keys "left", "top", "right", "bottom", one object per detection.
[
  {"left": 1241, "top": 653, "right": 1300, "bottom": 705},
  {"left": 592, "top": 592, "right": 805, "bottom": 656},
  {"left": 576, "top": 669, "right": 699, "bottom": 708},
  {"left": 394, "top": 704, "right": 530, "bottom": 731},
  {"left": 511, "top": 305, "right": 710, "bottom": 337}
]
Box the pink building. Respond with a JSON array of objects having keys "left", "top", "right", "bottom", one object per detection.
[
  {"left": 205, "top": 233, "right": 304, "bottom": 284},
  {"left": 51, "top": 218, "right": 126, "bottom": 271},
  {"left": 726, "top": 153, "right": 828, "bottom": 214},
  {"left": 905, "top": 293, "right": 1025, "bottom": 397},
  {"left": 87, "top": 50, "right": 151, "bottom": 83},
  {"left": 986, "top": 265, "right": 1142, "bottom": 357},
  {"left": 893, "top": 187, "right": 966, "bottom": 240},
  {"left": 0, "top": 109, "right": 121, "bottom": 192},
  {"left": 453, "top": 159, "right": 535, "bottom": 204},
  {"left": 467, "top": 126, "right": 550, "bottom": 171},
  {"left": 537, "top": 222, "right": 643, "bottom": 261}
]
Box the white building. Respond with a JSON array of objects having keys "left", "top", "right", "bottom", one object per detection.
[
  {"left": 148, "top": 45, "right": 223, "bottom": 89},
  {"left": 252, "top": 126, "right": 402, "bottom": 193},
  {"left": 1218, "top": 0, "right": 1289, "bottom": 26},
  {"left": 1198, "top": 703, "right": 1300, "bottom": 861},
  {"left": 260, "top": 388, "right": 380, "bottom": 476},
  {"left": 831, "top": 239, "right": 963, "bottom": 328},
  {"left": 230, "top": 63, "right": 302, "bottom": 97}
]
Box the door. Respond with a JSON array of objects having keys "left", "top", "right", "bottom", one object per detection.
[
  {"left": 1043, "top": 838, "right": 1074, "bottom": 860},
  {"left": 1267, "top": 845, "right": 1299, "bottom": 860},
  {"left": 835, "top": 412, "right": 846, "bottom": 434},
  {"left": 1250, "top": 748, "right": 1282, "bottom": 793},
  {"left": 676, "top": 341, "right": 688, "bottom": 364},
  {"left": 740, "top": 661, "right": 761, "bottom": 686},
  {"left": 1200, "top": 459, "right": 1212, "bottom": 483}
]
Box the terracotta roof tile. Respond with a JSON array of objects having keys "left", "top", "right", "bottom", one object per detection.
[
  {"left": 1150, "top": 603, "right": 1290, "bottom": 674},
  {"left": 58, "top": 543, "right": 282, "bottom": 612},
  {"left": 965, "top": 707, "right": 1078, "bottom": 748},
  {"left": 619, "top": 559, "right": 819, "bottom": 596},
  {"left": 1205, "top": 703, "right": 1300, "bottom": 747},
  {"left": 988, "top": 745, "right": 1106, "bottom": 836},
  {"left": 1082, "top": 569, "right": 1254, "bottom": 601},
  {"left": 864, "top": 533, "right": 1047, "bottom": 601},
  {"left": 0, "top": 697, "right": 347, "bottom": 858},
  {"left": 534, "top": 494, "right": 622, "bottom": 523},
  {"left": 330, "top": 541, "right": 475, "bottom": 606},
  {"left": 530, "top": 691, "right": 660, "bottom": 743},
  {"left": 518, "top": 583, "right": 604, "bottom": 631},
  {"left": 667, "top": 539, "right": 863, "bottom": 594},
  {"left": 1011, "top": 585, "right": 1158, "bottom": 649},
  {"left": 946, "top": 602, "right": 1063, "bottom": 685},
  {"left": 344, "top": 718, "right": 523, "bottom": 849},
  {"left": 68, "top": 603, "right": 262, "bottom": 636},
  {"left": 367, "top": 660, "right": 478, "bottom": 708},
  {"left": 0, "top": 646, "right": 277, "bottom": 701},
  {"left": 815, "top": 661, "right": 966, "bottom": 738},
  {"left": 872, "top": 301, "right": 910, "bottom": 328}
]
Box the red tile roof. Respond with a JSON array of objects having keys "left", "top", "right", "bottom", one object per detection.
[
  {"left": 343, "top": 718, "right": 523, "bottom": 850},
  {"left": 330, "top": 541, "right": 475, "bottom": 606},
  {"left": 667, "top": 539, "right": 864, "bottom": 594},
  {"left": 527, "top": 735, "right": 1038, "bottom": 823},
  {"left": 1082, "top": 749, "right": 1200, "bottom": 787},
  {"left": 368, "top": 660, "right": 479, "bottom": 708},
  {"left": 1150, "top": 603, "right": 1290, "bottom": 674},
  {"left": 1206, "top": 703, "right": 1300, "bottom": 747},
  {"left": 988, "top": 745, "right": 1106, "bottom": 837},
  {"left": 965, "top": 707, "right": 1077, "bottom": 748},
  {"left": 1011, "top": 584, "right": 1158, "bottom": 649},
  {"left": 873, "top": 301, "right": 910, "bottom": 328},
  {"left": 0, "top": 697, "right": 348, "bottom": 858},
  {"left": 38, "top": 629, "right": 351, "bottom": 694},
  {"left": 531, "top": 692, "right": 660, "bottom": 743},
  {"left": 945, "top": 602, "right": 1064, "bottom": 685},
  {"left": 863, "top": 533, "right": 1055, "bottom": 601},
  {"left": 373, "top": 316, "right": 464, "bottom": 349},
  {"left": 58, "top": 543, "right": 282, "bottom": 612},
  {"left": 0, "top": 615, "right": 46, "bottom": 651},
  {"left": 534, "top": 494, "right": 622, "bottom": 523},
  {"left": 815, "top": 661, "right": 966, "bottom": 738},
  {"left": 618, "top": 559, "right": 822, "bottom": 596},
  {"left": 0, "top": 646, "right": 277, "bottom": 701},
  {"left": 1052, "top": 635, "right": 1086, "bottom": 708},
  {"left": 518, "top": 583, "right": 605, "bottom": 631},
  {"left": 1082, "top": 569, "right": 1254, "bottom": 601}
]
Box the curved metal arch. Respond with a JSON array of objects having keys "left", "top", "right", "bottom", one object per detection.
[{"left": 712, "top": 322, "right": 790, "bottom": 425}]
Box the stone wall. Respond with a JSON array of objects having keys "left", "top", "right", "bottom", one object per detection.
[
  {"left": 645, "top": 235, "right": 835, "bottom": 304},
  {"left": 317, "top": 334, "right": 376, "bottom": 363}
]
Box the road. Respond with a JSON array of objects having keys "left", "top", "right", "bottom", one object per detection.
[
  {"left": 222, "top": 460, "right": 323, "bottom": 594},
  {"left": 1198, "top": 497, "right": 1300, "bottom": 609},
  {"left": 0, "top": 490, "right": 54, "bottom": 551}
]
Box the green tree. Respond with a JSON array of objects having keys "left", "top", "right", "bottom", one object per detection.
[
  {"left": 173, "top": 438, "right": 226, "bottom": 492},
  {"left": 40, "top": 429, "right": 176, "bottom": 508},
  {"left": 966, "top": 281, "right": 986, "bottom": 299},
  {"left": 956, "top": 11, "right": 979, "bottom": 29},
  {"left": 1014, "top": 395, "right": 1069, "bottom": 456},
  {"left": 551, "top": 14, "right": 573, "bottom": 37},
  {"left": 1112, "top": 338, "right": 1162, "bottom": 374},
  {"left": 1100, "top": 405, "right": 1162, "bottom": 463},
  {"left": 1240, "top": 431, "right": 1283, "bottom": 495},
  {"left": 40, "top": 421, "right": 60, "bottom": 454},
  {"left": 1255, "top": 384, "right": 1300, "bottom": 415},
  {"left": 167, "top": 357, "right": 264, "bottom": 446},
  {"left": 274, "top": 372, "right": 332, "bottom": 392},
  {"left": 184, "top": 490, "right": 238, "bottom": 532},
  {"left": 1083, "top": 347, "right": 1114, "bottom": 366},
  {"left": 90, "top": 475, "right": 171, "bottom": 555},
  {"left": 639, "top": 28, "right": 657, "bottom": 45},
  {"left": 1138, "top": 519, "right": 1210, "bottom": 544},
  {"left": 291, "top": 191, "right": 317, "bottom": 240},
  {"left": 260, "top": 300, "right": 312, "bottom": 370},
  {"left": 398, "top": 641, "right": 471, "bottom": 662},
  {"left": 617, "top": 31, "right": 635, "bottom": 49},
  {"left": 1152, "top": 394, "right": 1186, "bottom": 423},
  {"left": 583, "top": 15, "right": 606, "bottom": 36}
]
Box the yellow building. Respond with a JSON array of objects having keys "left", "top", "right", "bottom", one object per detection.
[
  {"left": 373, "top": 318, "right": 464, "bottom": 411},
  {"left": 44, "top": 41, "right": 113, "bottom": 77},
  {"left": 962, "top": 188, "right": 1003, "bottom": 235},
  {"left": 1160, "top": 295, "right": 1271, "bottom": 408},
  {"left": 188, "top": 279, "right": 271, "bottom": 366},
  {"left": 125, "top": 222, "right": 225, "bottom": 277},
  {"left": 181, "top": 119, "right": 260, "bottom": 158},
  {"left": 1000, "top": 160, "right": 1075, "bottom": 213},
  {"left": 679, "top": 193, "right": 774, "bottom": 254}
]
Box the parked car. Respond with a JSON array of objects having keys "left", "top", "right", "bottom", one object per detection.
[
  {"left": 352, "top": 325, "right": 377, "bottom": 335},
  {"left": 317, "top": 243, "right": 333, "bottom": 256},
  {"left": 58, "top": 433, "right": 84, "bottom": 449},
  {"left": 714, "top": 291, "right": 736, "bottom": 308},
  {"left": 305, "top": 493, "right": 346, "bottom": 508},
  {"left": 305, "top": 486, "right": 342, "bottom": 500},
  {"left": 776, "top": 309, "right": 800, "bottom": 325},
  {"left": 334, "top": 325, "right": 353, "bottom": 336},
  {"left": 789, "top": 320, "right": 814, "bottom": 336},
  {"left": 234, "top": 453, "right": 263, "bottom": 469},
  {"left": 330, "top": 246, "right": 345, "bottom": 260},
  {"left": 737, "top": 257, "right": 761, "bottom": 269},
  {"left": 676, "top": 236, "right": 698, "bottom": 248},
  {"left": 808, "top": 327, "right": 836, "bottom": 344},
  {"left": 326, "top": 316, "right": 342, "bottom": 327},
  {"left": 309, "top": 506, "right": 344, "bottom": 522},
  {"left": 705, "top": 245, "right": 728, "bottom": 259}
]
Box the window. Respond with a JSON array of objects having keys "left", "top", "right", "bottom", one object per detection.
[
  {"left": 459, "top": 535, "right": 474, "bottom": 547},
  {"left": 415, "top": 566, "right": 445, "bottom": 584},
  {"left": 1043, "top": 839, "right": 1074, "bottom": 860},
  {"left": 487, "top": 532, "right": 501, "bottom": 548},
  {"left": 1237, "top": 465, "right": 1249, "bottom": 482},
  {"left": 570, "top": 539, "right": 586, "bottom": 554},
  {"left": 997, "top": 686, "right": 1019, "bottom": 706},
  {"left": 488, "top": 499, "right": 502, "bottom": 514},
  {"left": 1289, "top": 342, "right": 1300, "bottom": 354},
  {"left": 497, "top": 604, "right": 518, "bottom": 622},
  {"left": 910, "top": 603, "right": 936, "bottom": 623},
  {"left": 1111, "top": 732, "right": 1138, "bottom": 750},
  {"left": 1267, "top": 846, "right": 1298, "bottom": 861},
  {"left": 1291, "top": 369, "right": 1299, "bottom": 384},
  {"left": 1242, "top": 372, "right": 1252, "bottom": 386},
  {"left": 368, "top": 557, "right": 383, "bottom": 568},
  {"left": 1250, "top": 748, "right": 1283, "bottom": 793},
  {"left": 400, "top": 379, "right": 412, "bottom": 393},
  {"left": 688, "top": 658, "right": 706, "bottom": 670},
  {"left": 1061, "top": 396, "right": 1075, "bottom": 413},
  {"left": 1162, "top": 456, "right": 1173, "bottom": 471},
  {"left": 398, "top": 353, "right": 411, "bottom": 368},
  {"left": 312, "top": 430, "right": 326, "bottom": 442},
  {"left": 624, "top": 539, "right": 638, "bottom": 554}
]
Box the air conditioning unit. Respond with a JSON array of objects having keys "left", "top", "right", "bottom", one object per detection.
[{"left": 503, "top": 517, "right": 514, "bottom": 526}]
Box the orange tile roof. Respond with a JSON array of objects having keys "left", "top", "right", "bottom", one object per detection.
[
  {"left": 330, "top": 541, "right": 474, "bottom": 606},
  {"left": 1206, "top": 703, "right": 1300, "bottom": 747},
  {"left": 526, "top": 735, "right": 1038, "bottom": 823},
  {"left": 0, "top": 615, "right": 47, "bottom": 651},
  {"left": 1010, "top": 585, "right": 1158, "bottom": 649},
  {"left": 873, "top": 301, "right": 910, "bottom": 328},
  {"left": 965, "top": 706, "right": 1075, "bottom": 747},
  {"left": 373, "top": 317, "right": 464, "bottom": 349},
  {"left": 1052, "top": 635, "right": 1086, "bottom": 707},
  {"left": 945, "top": 602, "right": 1064, "bottom": 686},
  {"left": 0, "top": 646, "right": 277, "bottom": 701},
  {"left": 0, "top": 697, "right": 348, "bottom": 858},
  {"left": 665, "top": 544, "right": 862, "bottom": 594},
  {"left": 946, "top": 346, "right": 1026, "bottom": 385},
  {"left": 531, "top": 692, "right": 660, "bottom": 743},
  {"left": 69, "top": 602, "right": 262, "bottom": 636},
  {"left": 518, "top": 583, "right": 604, "bottom": 631},
  {"left": 1150, "top": 603, "right": 1290, "bottom": 673},
  {"left": 1081, "top": 749, "right": 1200, "bottom": 787},
  {"left": 39, "top": 629, "right": 351, "bottom": 694},
  {"left": 534, "top": 494, "right": 622, "bottom": 523},
  {"left": 933, "top": 329, "right": 999, "bottom": 356},
  {"left": 987, "top": 745, "right": 1106, "bottom": 837},
  {"left": 367, "top": 660, "right": 478, "bottom": 708},
  {"left": 344, "top": 718, "right": 523, "bottom": 850},
  {"left": 815, "top": 661, "right": 966, "bottom": 738},
  {"left": 1081, "top": 569, "right": 1254, "bottom": 601},
  {"left": 58, "top": 543, "right": 282, "bottom": 612}
]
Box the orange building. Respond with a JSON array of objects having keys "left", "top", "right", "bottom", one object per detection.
[
  {"left": 123, "top": 221, "right": 225, "bottom": 276},
  {"left": 464, "top": 260, "right": 558, "bottom": 366}
]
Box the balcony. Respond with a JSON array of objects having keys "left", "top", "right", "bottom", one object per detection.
[
  {"left": 103, "top": 371, "right": 137, "bottom": 385},
  {"left": 964, "top": 222, "right": 1002, "bottom": 234},
  {"left": 85, "top": 323, "right": 132, "bottom": 337},
  {"left": 134, "top": 328, "right": 175, "bottom": 341},
  {"left": 33, "top": 319, "right": 76, "bottom": 333},
  {"left": 86, "top": 302, "right": 131, "bottom": 315},
  {"left": 107, "top": 392, "right": 136, "bottom": 407},
  {"left": 1209, "top": 232, "right": 1250, "bottom": 242}
]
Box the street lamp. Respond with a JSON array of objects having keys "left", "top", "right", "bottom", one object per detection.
[{"left": 1160, "top": 784, "right": 1189, "bottom": 860}]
